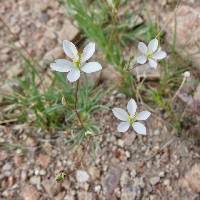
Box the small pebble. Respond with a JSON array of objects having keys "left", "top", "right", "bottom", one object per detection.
[
  {"left": 150, "top": 176, "right": 160, "bottom": 185},
  {"left": 39, "top": 169, "right": 46, "bottom": 176},
  {"left": 76, "top": 170, "right": 89, "bottom": 183},
  {"left": 94, "top": 185, "right": 101, "bottom": 193},
  {"left": 163, "top": 179, "right": 170, "bottom": 186},
  {"left": 159, "top": 171, "right": 165, "bottom": 177}
]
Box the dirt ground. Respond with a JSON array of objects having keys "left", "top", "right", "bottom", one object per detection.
[{"left": 0, "top": 0, "right": 200, "bottom": 200}]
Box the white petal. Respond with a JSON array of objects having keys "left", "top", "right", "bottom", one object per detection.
[
  {"left": 67, "top": 68, "right": 80, "bottom": 82},
  {"left": 112, "top": 108, "right": 128, "bottom": 121},
  {"left": 148, "top": 59, "right": 157, "bottom": 69},
  {"left": 148, "top": 38, "right": 158, "bottom": 53},
  {"left": 137, "top": 55, "right": 147, "bottom": 64},
  {"left": 81, "top": 62, "right": 102, "bottom": 73},
  {"left": 153, "top": 50, "right": 167, "bottom": 60},
  {"left": 137, "top": 111, "right": 151, "bottom": 120},
  {"left": 127, "top": 99, "right": 137, "bottom": 117},
  {"left": 133, "top": 122, "right": 146, "bottom": 135},
  {"left": 81, "top": 42, "right": 95, "bottom": 63},
  {"left": 63, "top": 40, "right": 78, "bottom": 60},
  {"left": 138, "top": 42, "right": 148, "bottom": 54},
  {"left": 50, "top": 59, "right": 73, "bottom": 72},
  {"left": 117, "top": 122, "right": 130, "bottom": 132}
]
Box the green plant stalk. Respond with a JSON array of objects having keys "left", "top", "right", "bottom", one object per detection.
[
  {"left": 171, "top": 76, "right": 186, "bottom": 103},
  {"left": 74, "top": 79, "right": 84, "bottom": 128}
]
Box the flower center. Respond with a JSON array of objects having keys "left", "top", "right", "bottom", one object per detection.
[
  {"left": 73, "top": 55, "right": 82, "bottom": 69},
  {"left": 147, "top": 51, "right": 153, "bottom": 59},
  {"left": 128, "top": 113, "right": 138, "bottom": 125}
]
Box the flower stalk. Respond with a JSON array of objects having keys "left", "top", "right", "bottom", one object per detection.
[
  {"left": 172, "top": 71, "right": 190, "bottom": 102},
  {"left": 74, "top": 79, "right": 84, "bottom": 128}
]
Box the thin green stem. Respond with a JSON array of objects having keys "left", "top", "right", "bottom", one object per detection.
[
  {"left": 171, "top": 76, "right": 186, "bottom": 103},
  {"left": 74, "top": 79, "right": 84, "bottom": 128}
]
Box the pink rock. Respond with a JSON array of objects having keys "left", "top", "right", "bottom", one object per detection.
[
  {"left": 36, "top": 153, "right": 51, "bottom": 168},
  {"left": 55, "top": 192, "right": 66, "bottom": 200},
  {"left": 162, "top": 5, "right": 200, "bottom": 71},
  {"left": 21, "top": 185, "right": 40, "bottom": 200},
  {"left": 14, "top": 155, "right": 24, "bottom": 167},
  {"left": 102, "top": 167, "right": 122, "bottom": 198},
  {"left": 58, "top": 20, "right": 79, "bottom": 41},
  {"left": 8, "top": 176, "right": 15, "bottom": 187},
  {"left": 0, "top": 151, "right": 7, "bottom": 161},
  {"left": 26, "top": 137, "right": 37, "bottom": 147},
  {"left": 42, "top": 178, "right": 61, "bottom": 197},
  {"left": 180, "top": 163, "right": 200, "bottom": 193}
]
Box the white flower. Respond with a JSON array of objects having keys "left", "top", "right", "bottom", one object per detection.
[
  {"left": 50, "top": 40, "right": 102, "bottom": 82},
  {"left": 112, "top": 99, "right": 151, "bottom": 135},
  {"left": 137, "top": 38, "right": 167, "bottom": 69}
]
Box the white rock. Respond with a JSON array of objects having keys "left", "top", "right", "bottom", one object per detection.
[
  {"left": 130, "top": 169, "right": 137, "bottom": 178},
  {"left": 64, "top": 195, "right": 75, "bottom": 200},
  {"left": 154, "top": 129, "right": 160, "bottom": 136},
  {"left": 125, "top": 151, "right": 131, "bottom": 158},
  {"left": 34, "top": 169, "right": 40, "bottom": 176},
  {"left": 30, "top": 176, "right": 41, "bottom": 185},
  {"left": 76, "top": 170, "right": 89, "bottom": 183},
  {"left": 117, "top": 139, "right": 124, "bottom": 147},
  {"left": 39, "top": 169, "right": 46, "bottom": 176},
  {"left": 94, "top": 185, "right": 101, "bottom": 193},
  {"left": 2, "top": 163, "right": 12, "bottom": 171},
  {"left": 150, "top": 176, "right": 160, "bottom": 185},
  {"left": 159, "top": 171, "right": 165, "bottom": 177},
  {"left": 120, "top": 171, "right": 130, "bottom": 187},
  {"left": 163, "top": 179, "right": 170, "bottom": 186}
]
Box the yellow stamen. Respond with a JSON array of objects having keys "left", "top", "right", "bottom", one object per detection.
[{"left": 128, "top": 113, "right": 138, "bottom": 125}]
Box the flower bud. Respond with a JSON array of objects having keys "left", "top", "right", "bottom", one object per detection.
[
  {"left": 84, "top": 130, "right": 94, "bottom": 137},
  {"left": 61, "top": 96, "right": 66, "bottom": 106},
  {"left": 183, "top": 71, "right": 190, "bottom": 78}
]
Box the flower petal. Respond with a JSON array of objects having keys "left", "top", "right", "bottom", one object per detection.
[
  {"left": 50, "top": 59, "right": 73, "bottom": 72},
  {"left": 133, "top": 122, "right": 146, "bottom": 135},
  {"left": 153, "top": 50, "right": 167, "bottom": 60},
  {"left": 148, "top": 59, "right": 157, "bottom": 69},
  {"left": 138, "top": 42, "right": 148, "bottom": 54},
  {"left": 81, "top": 62, "right": 102, "bottom": 73},
  {"left": 137, "top": 111, "right": 151, "bottom": 120},
  {"left": 127, "top": 98, "right": 137, "bottom": 117},
  {"left": 137, "top": 55, "right": 147, "bottom": 64},
  {"left": 63, "top": 40, "right": 78, "bottom": 60},
  {"left": 117, "top": 122, "right": 130, "bottom": 132},
  {"left": 112, "top": 108, "right": 128, "bottom": 121},
  {"left": 148, "top": 38, "right": 158, "bottom": 53},
  {"left": 67, "top": 68, "right": 80, "bottom": 82},
  {"left": 81, "top": 42, "right": 95, "bottom": 63}
]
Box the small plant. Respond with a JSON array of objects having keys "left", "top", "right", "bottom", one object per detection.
[
  {"left": 4, "top": 55, "right": 105, "bottom": 134},
  {"left": 50, "top": 40, "right": 105, "bottom": 143}
]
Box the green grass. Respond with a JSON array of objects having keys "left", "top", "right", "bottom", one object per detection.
[
  {"left": 66, "top": 0, "right": 157, "bottom": 70},
  {"left": 142, "top": 52, "right": 190, "bottom": 133},
  {"left": 4, "top": 57, "right": 108, "bottom": 137}
]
